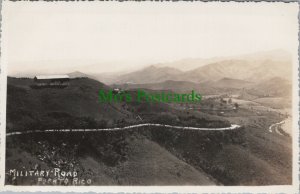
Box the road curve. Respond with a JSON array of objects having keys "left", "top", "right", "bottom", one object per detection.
[
  {"left": 268, "top": 119, "right": 288, "bottom": 136},
  {"left": 6, "top": 123, "right": 241, "bottom": 136}
]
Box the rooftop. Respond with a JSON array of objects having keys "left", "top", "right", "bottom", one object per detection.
[{"left": 35, "top": 75, "right": 70, "bottom": 80}]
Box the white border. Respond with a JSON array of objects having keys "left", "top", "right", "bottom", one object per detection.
[{"left": 0, "top": 1, "right": 299, "bottom": 193}]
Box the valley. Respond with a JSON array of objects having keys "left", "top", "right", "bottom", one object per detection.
[
  {"left": 5, "top": 72, "right": 292, "bottom": 186},
  {"left": 5, "top": 50, "right": 294, "bottom": 186}
]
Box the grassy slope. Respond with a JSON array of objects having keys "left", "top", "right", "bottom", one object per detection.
[
  {"left": 6, "top": 133, "right": 215, "bottom": 185},
  {"left": 6, "top": 77, "right": 292, "bottom": 186},
  {"left": 7, "top": 77, "right": 230, "bottom": 131},
  {"left": 7, "top": 77, "right": 132, "bottom": 131},
  {"left": 152, "top": 119, "right": 292, "bottom": 185},
  {"left": 79, "top": 137, "right": 215, "bottom": 185}
]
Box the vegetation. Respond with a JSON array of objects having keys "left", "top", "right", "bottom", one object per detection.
[{"left": 5, "top": 77, "right": 292, "bottom": 186}]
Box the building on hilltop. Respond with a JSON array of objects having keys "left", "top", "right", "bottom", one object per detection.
[{"left": 34, "top": 75, "right": 70, "bottom": 87}]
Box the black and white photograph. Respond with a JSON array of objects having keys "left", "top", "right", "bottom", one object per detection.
[{"left": 0, "top": 1, "right": 299, "bottom": 193}]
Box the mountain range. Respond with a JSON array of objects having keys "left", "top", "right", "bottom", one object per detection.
[{"left": 87, "top": 50, "right": 292, "bottom": 85}]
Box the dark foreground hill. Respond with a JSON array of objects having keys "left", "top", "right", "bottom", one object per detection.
[
  {"left": 6, "top": 122, "right": 292, "bottom": 186},
  {"left": 6, "top": 77, "right": 292, "bottom": 186},
  {"left": 6, "top": 77, "right": 230, "bottom": 131},
  {"left": 6, "top": 77, "right": 134, "bottom": 131}
]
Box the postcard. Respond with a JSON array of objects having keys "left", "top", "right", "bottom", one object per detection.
[{"left": 0, "top": 1, "right": 299, "bottom": 193}]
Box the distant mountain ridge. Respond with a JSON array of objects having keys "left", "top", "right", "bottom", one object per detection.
[
  {"left": 115, "top": 77, "right": 254, "bottom": 94},
  {"left": 114, "top": 65, "right": 183, "bottom": 84},
  {"left": 67, "top": 71, "right": 89, "bottom": 78},
  {"left": 182, "top": 59, "right": 291, "bottom": 83},
  {"left": 248, "top": 77, "right": 292, "bottom": 97},
  {"left": 109, "top": 59, "right": 291, "bottom": 85},
  {"left": 155, "top": 49, "right": 291, "bottom": 71},
  {"left": 213, "top": 78, "right": 254, "bottom": 89},
  {"left": 94, "top": 50, "right": 292, "bottom": 85}
]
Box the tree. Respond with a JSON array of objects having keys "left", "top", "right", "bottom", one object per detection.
[
  {"left": 234, "top": 103, "right": 239, "bottom": 112},
  {"left": 220, "top": 98, "right": 224, "bottom": 103}
]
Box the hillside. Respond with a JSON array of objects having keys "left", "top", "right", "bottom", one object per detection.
[
  {"left": 6, "top": 76, "right": 292, "bottom": 186},
  {"left": 6, "top": 133, "right": 215, "bottom": 185},
  {"left": 114, "top": 77, "right": 256, "bottom": 95},
  {"left": 115, "top": 80, "right": 216, "bottom": 94},
  {"left": 6, "top": 77, "right": 132, "bottom": 132},
  {"left": 114, "top": 65, "right": 183, "bottom": 84},
  {"left": 154, "top": 57, "right": 224, "bottom": 71},
  {"left": 212, "top": 78, "right": 254, "bottom": 89},
  {"left": 67, "top": 71, "right": 89, "bottom": 78},
  {"left": 102, "top": 59, "right": 291, "bottom": 85},
  {"left": 247, "top": 77, "right": 292, "bottom": 97},
  {"left": 7, "top": 77, "right": 231, "bottom": 131},
  {"left": 183, "top": 59, "right": 291, "bottom": 83}
]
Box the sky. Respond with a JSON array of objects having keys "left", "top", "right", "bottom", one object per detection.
[{"left": 2, "top": 1, "right": 299, "bottom": 75}]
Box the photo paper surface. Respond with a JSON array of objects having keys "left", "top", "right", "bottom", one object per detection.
[{"left": 0, "top": 1, "right": 299, "bottom": 193}]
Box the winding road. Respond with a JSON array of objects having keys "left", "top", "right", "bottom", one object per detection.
[
  {"left": 6, "top": 123, "right": 241, "bottom": 136},
  {"left": 268, "top": 119, "right": 289, "bottom": 136}
]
